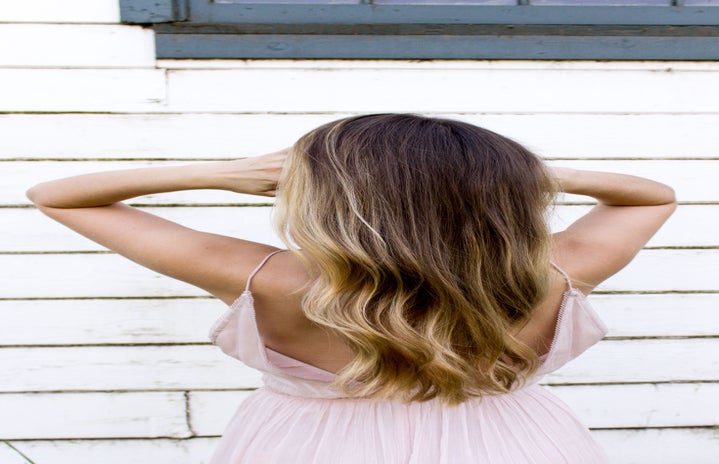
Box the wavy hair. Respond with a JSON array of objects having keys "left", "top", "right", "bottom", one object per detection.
[{"left": 274, "top": 114, "right": 556, "bottom": 404}]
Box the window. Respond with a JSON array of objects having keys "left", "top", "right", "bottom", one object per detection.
[{"left": 120, "top": 0, "right": 719, "bottom": 59}]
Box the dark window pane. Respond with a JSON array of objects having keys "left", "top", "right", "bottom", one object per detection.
[
  {"left": 532, "top": 0, "right": 668, "bottom": 4},
  {"left": 215, "top": 1, "right": 360, "bottom": 4},
  {"left": 375, "top": 1, "right": 517, "bottom": 4}
]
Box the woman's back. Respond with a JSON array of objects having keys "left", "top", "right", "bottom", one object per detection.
[
  {"left": 208, "top": 250, "right": 610, "bottom": 463},
  {"left": 226, "top": 250, "right": 581, "bottom": 375}
]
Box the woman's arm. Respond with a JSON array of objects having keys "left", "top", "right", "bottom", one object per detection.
[
  {"left": 550, "top": 167, "right": 677, "bottom": 293},
  {"left": 26, "top": 151, "right": 287, "bottom": 304}
]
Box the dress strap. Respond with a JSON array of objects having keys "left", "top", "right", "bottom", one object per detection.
[
  {"left": 550, "top": 261, "right": 574, "bottom": 291},
  {"left": 245, "top": 250, "right": 286, "bottom": 293}
]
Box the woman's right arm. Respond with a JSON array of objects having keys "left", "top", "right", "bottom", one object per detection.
[{"left": 550, "top": 167, "right": 677, "bottom": 293}]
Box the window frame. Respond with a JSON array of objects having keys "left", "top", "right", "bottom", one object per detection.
[{"left": 120, "top": 0, "right": 719, "bottom": 60}]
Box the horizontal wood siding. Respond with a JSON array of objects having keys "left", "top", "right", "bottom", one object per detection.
[{"left": 0, "top": 2, "right": 717, "bottom": 462}]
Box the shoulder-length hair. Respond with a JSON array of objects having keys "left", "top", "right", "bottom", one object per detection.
[{"left": 274, "top": 114, "right": 556, "bottom": 404}]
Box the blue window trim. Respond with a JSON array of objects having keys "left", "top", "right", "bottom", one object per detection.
[{"left": 120, "top": 0, "right": 719, "bottom": 60}]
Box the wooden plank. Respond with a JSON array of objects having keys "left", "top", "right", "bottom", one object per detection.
[
  {"left": 2, "top": 113, "right": 718, "bottom": 159},
  {"left": 5, "top": 438, "right": 218, "bottom": 464},
  {"left": 594, "top": 428, "right": 719, "bottom": 464},
  {"left": 0, "top": 392, "right": 189, "bottom": 439},
  {"left": 3, "top": 204, "right": 714, "bottom": 252},
  {"left": 543, "top": 338, "right": 719, "bottom": 384},
  {"left": 0, "top": 345, "right": 263, "bottom": 392},
  {"left": 0, "top": 339, "right": 716, "bottom": 392},
  {"left": 188, "top": 390, "right": 254, "bottom": 437},
  {"left": 0, "top": 254, "right": 204, "bottom": 299},
  {"left": 0, "top": 113, "right": 335, "bottom": 158},
  {"left": 0, "top": 69, "right": 166, "bottom": 112},
  {"left": 167, "top": 68, "right": 719, "bottom": 113},
  {"left": 187, "top": 383, "right": 719, "bottom": 436},
  {"left": 6, "top": 159, "right": 718, "bottom": 203},
  {"left": 0, "top": 299, "right": 225, "bottom": 345},
  {"left": 1, "top": 294, "right": 717, "bottom": 346},
  {"left": 0, "top": 0, "right": 121, "bottom": 23},
  {"left": 546, "top": 383, "right": 719, "bottom": 428},
  {"left": 590, "top": 293, "right": 719, "bottom": 338},
  {"left": 598, "top": 249, "right": 719, "bottom": 293},
  {"left": 1, "top": 250, "right": 715, "bottom": 299},
  {"left": 0, "top": 25, "right": 155, "bottom": 68},
  {"left": 0, "top": 442, "right": 29, "bottom": 464}
]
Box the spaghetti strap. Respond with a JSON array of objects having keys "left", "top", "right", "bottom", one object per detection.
[
  {"left": 550, "top": 261, "right": 574, "bottom": 291},
  {"left": 244, "top": 250, "right": 286, "bottom": 293}
]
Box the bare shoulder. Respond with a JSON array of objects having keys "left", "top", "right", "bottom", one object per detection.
[
  {"left": 515, "top": 267, "right": 572, "bottom": 357},
  {"left": 245, "top": 251, "right": 355, "bottom": 372},
  {"left": 244, "top": 251, "right": 317, "bottom": 341}
]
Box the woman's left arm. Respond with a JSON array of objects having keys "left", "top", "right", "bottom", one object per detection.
[{"left": 26, "top": 151, "right": 287, "bottom": 304}]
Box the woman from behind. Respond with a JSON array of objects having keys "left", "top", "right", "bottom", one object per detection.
[{"left": 27, "top": 114, "right": 676, "bottom": 463}]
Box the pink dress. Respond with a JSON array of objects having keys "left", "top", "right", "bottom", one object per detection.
[{"left": 208, "top": 251, "right": 610, "bottom": 463}]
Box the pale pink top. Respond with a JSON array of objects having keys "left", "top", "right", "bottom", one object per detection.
[{"left": 208, "top": 250, "right": 610, "bottom": 463}]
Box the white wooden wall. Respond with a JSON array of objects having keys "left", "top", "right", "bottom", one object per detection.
[{"left": 1, "top": 2, "right": 718, "bottom": 463}]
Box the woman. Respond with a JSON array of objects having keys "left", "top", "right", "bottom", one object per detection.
[{"left": 27, "top": 114, "right": 676, "bottom": 463}]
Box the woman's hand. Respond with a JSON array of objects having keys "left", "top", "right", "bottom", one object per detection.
[{"left": 216, "top": 148, "right": 289, "bottom": 197}]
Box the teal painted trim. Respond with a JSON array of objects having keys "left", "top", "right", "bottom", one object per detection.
[
  {"left": 185, "top": 1, "right": 719, "bottom": 26},
  {"left": 155, "top": 33, "right": 719, "bottom": 60},
  {"left": 120, "top": 0, "right": 188, "bottom": 24}
]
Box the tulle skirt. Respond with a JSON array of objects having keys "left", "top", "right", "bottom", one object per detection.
[{"left": 209, "top": 384, "right": 609, "bottom": 464}]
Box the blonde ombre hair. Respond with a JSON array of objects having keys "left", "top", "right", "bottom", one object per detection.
[{"left": 274, "top": 114, "right": 556, "bottom": 404}]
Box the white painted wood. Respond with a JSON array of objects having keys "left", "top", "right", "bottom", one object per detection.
[
  {"left": 0, "top": 25, "right": 155, "bottom": 67},
  {"left": 0, "top": 339, "right": 716, "bottom": 392},
  {"left": 2, "top": 294, "right": 717, "bottom": 346},
  {"left": 0, "top": 113, "right": 335, "bottom": 158},
  {"left": 1, "top": 250, "right": 714, "bottom": 298},
  {"left": 6, "top": 159, "right": 717, "bottom": 203},
  {"left": 594, "top": 428, "right": 719, "bottom": 464},
  {"left": 0, "top": 299, "right": 225, "bottom": 345},
  {"left": 0, "top": 0, "right": 121, "bottom": 23},
  {"left": 166, "top": 68, "right": 719, "bottom": 113},
  {"left": 0, "top": 69, "right": 166, "bottom": 112},
  {"left": 0, "top": 442, "right": 30, "bottom": 464},
  {"left": 0, "top": 392, "right": 189, "bottom": 439},
  {"left": 6, "top": 438, "right": 218, "bottom": 464},
  {"left": 0, "top": 345, "right": 263, "bottom": 392},
  {"left": 543, "top": 338, "right": 719, "bottom": 384},
  {"left": 590, "top": 293, "right": 719, "bottom": 338},
  {"left": 597, "top": 249, "right": 719, "bottom": 292},
  {"left": 3, "top": 66, "right": 716, "bottom": 113},
  {"left": 0, "top": 254, "right": 204, "bottom": 298},
  {"left": 3, "top": 113, "right": 719, "bottom": 158},
  {"left": 187, "top": 383, "right": 719, "bottom": 436},
  {"left": 188, "top": 390, "right": 254, "bottom": 436},
  {"left": 547, "top": 383, "right": 719, "bottom": 428}
]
